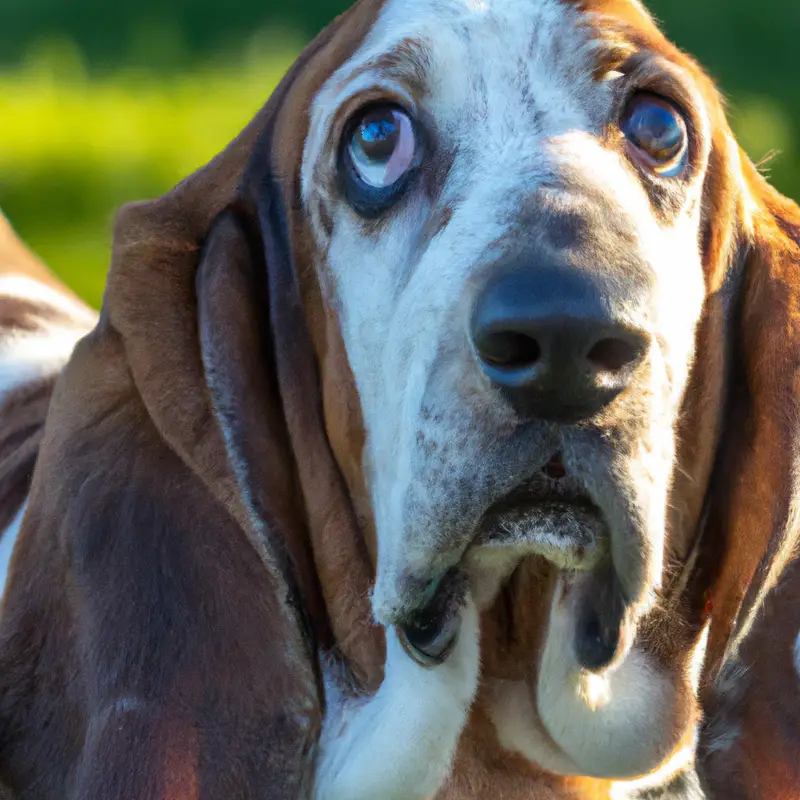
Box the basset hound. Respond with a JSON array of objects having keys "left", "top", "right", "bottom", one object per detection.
[{"left": 0, "top": 0, "right": 797, "bottom": 798}]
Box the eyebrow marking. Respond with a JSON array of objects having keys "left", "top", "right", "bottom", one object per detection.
[
  {"left": 345, "top": 38, "right": 432, "bottom": 101},
  {"left": 585, "top": 32, "right": 639, "bottom": 80}
]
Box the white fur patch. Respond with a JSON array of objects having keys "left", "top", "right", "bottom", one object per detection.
[
  {"left": 488, "top": 678, "right": 584, "bottom": 777},
  {"left": 302, "top": 0, "right": 714, "bottom": 783},
  {"left": 314, "top": 596, "right": 480, "bottom": 800},
  {"left": 304, "top": 0, "right": 709, "bottom": 618},
  {"left": 0, "top": 275, "right": 96, "bottom": 402},
  {"left": 536, "top": 577, "right": 678, "bottom": 777}
]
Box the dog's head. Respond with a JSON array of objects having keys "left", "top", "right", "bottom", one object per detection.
[
  {"left": 100, "top": 0, "right": 800, "bottom": 786},
  {"left": 304, "top": 0, "right": 705, "bottom": 633}
]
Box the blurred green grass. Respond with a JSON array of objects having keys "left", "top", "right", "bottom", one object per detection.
[
  {"left": 0, "top": 36, "right": 299, "bottom": 307},
  {"left": 1, "top": 5, "right": 799, "bottom": 309}
]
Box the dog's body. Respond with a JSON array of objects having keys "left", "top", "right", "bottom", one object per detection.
[
  {"left": 0, "top": 215, "right": 96, "bottom": 595},
  {"left": 0, "top": 1, "right": 798, "bottom": 798}
]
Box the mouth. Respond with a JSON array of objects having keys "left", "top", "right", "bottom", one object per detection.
[
  {"left": 470, "top": 454, "right": 610, "bottom": 572},
  {"left": 466, "top": 455, "right": 632, "bottom": 672},
  {"left": 394, "top": 454, "right": 617, "bottom": 669}
]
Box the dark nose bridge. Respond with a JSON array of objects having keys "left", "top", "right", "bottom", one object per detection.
[{"left": 469, "top": 261, "right": 649, "bottom": 423}]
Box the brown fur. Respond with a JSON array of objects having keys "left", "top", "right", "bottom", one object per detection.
[{"left": 692, "top": 165, "right": 800, "bottom": 797}]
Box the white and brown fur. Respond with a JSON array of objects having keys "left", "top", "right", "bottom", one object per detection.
[
  {"left": 0, "top": 1, "right": 798, "bottom": 798},
  {"left": 0, "top": 214, "right": 96, "bottom": 594}
]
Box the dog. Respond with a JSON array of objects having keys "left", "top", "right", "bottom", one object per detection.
[{"left": 0, "top": 1, "right": 798, "bottom": 797}]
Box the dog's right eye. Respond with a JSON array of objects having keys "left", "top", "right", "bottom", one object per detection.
[
  {"left": 340, "top": 104, "right": 420, "bottom": 217},
  {"left": 620, "top": 92, "right": 688, "bottom": 177}
]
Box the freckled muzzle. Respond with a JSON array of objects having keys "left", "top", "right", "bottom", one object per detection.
[
  {"left": 374, "top": 234, "right": 663, "bottom": 686},
  {"left": 389, "top": 458, "right": 640, "bottom": 675},
  {"left": 466, "top": 258, "right": 654, "bottom": 672}
]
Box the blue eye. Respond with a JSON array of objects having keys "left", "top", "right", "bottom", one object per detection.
[
  {"left": 346, "top": 105, "right": 417, "bottom": 190},
  {"left": 620, "top": 93, "right": 688, "bottom": 176}
]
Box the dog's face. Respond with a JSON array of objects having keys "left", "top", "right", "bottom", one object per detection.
[{"left": 302, "top": 0, "right": 723, "bottom": 778}]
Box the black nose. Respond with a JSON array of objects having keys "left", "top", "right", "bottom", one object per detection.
[{"left": 470, "top": 264, "right": 649, "bottom": 423}]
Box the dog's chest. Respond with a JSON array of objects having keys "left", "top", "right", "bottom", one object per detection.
[{"left": 436, "top": 723, "right": 611, "bottom": 800}]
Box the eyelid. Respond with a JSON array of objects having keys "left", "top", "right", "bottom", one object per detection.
[
  {"left": 609, "top": 52, "right": 699, "bottom": 131},
  {"left": 341, "top": 103, "right": 424, "bottom": 179},
  {"left": 608, "top": 56, "right": 697, "bottom": 182},
  {"left": 343, "top": 100, "right": 410, "bottom": 144}
]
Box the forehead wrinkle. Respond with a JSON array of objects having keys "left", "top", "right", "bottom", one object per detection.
[
  {"left": 338, "top": 38, "right": 433, "bottom": 102},
  {"left": 429, "top": 13, "right": 601, "bottom": 140},
  {"left": 306, "top": 0, "right": 712, "bottom": 257},
  {"left": 306, "top": 0, "right": 640, "bottom": 188},
  {"left": 304, "top": 0, "right": 581, "bottom": 220}
]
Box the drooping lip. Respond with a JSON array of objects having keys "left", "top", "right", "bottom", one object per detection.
[
  {"left": 374, "top": 460, "right": 614, "bottom": 628},
  {"left": 471, "top": 479, "right": 610, "bottom": 571}
]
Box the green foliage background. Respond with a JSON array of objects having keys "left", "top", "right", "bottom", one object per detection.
[{"left": 1, "top": 1, "right": 798, "bottom": 307}]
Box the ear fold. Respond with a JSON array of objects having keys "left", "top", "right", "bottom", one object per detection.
[
  {"left": 696, "top": 156, "right": 800, "bottom": 795},
  {"left": 705, "top": 162, "right": 800, "bottom": 662},
  {"left": 0, "top": 200, "right": 327, "bottom": 800},
  {"left": 246, "top": 177, "right": 382, "bottom": 689},
  {"left": 196, "top": 206, "right": 329, "bottom": 655}
]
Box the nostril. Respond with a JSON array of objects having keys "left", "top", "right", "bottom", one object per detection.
[
  {"left": 477, "top": 331, "right": 541, "bottom": 369},
  {"left": 586, "top": 337, "right": 643, "bottom": 373}
]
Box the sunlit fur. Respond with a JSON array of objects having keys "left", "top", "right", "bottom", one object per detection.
[
  {"left": 304, "top": 0, "right": 712, "bottom": 784},
  {"left": 315, "top": 597, "right": 480, "bottom": 800},
  {"left": 1, "top": 0, "right": 799, "bottom": 797}
]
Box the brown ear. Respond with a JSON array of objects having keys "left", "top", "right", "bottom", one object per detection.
[
  {"left": 694, "top": 153, "right": 800, "bottom": 795},
  {"left": 196, "top": 205, "right": 327, "bottom": 648},
  {"left": 0, "top": 206, "right": 326, "bottom": 797},
  {"left": 106, "top": 0, "right": 384, "bottom": 685},
  {"left": 0, "top": 5, "right": 386, "bottom": 798}
]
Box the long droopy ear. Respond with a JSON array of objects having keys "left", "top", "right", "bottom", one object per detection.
[
  {"left": 196, "top": 207, "right": 325, "bottom": 648},
  {"left": 694, "top": 150, "right": 800, "bottom": 796},
  {"left": 0, "top": 4, "right": 385, "bottom": 798},
  {"left": 107, "top": 0, "right": 385, "bottom": 661}
]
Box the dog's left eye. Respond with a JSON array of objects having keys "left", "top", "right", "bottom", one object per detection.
[
  {"left": 620, "top": 93, "right": 688, "bottom": 176},
  {"left": 341, "top": 105, "right": 419, "bottom": 216}
]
